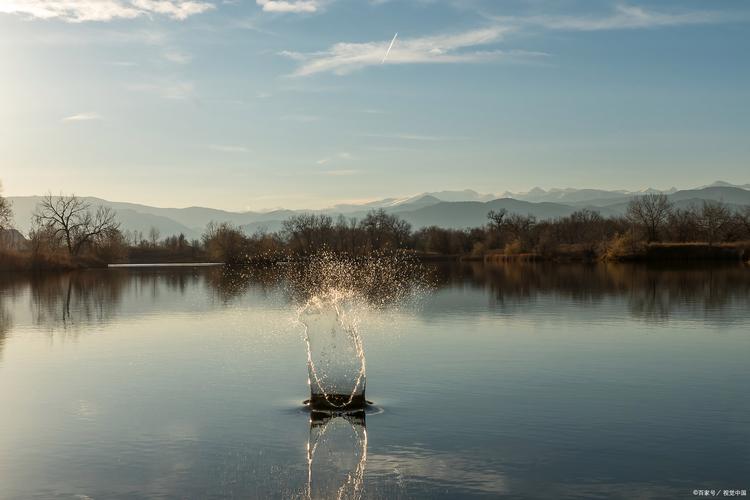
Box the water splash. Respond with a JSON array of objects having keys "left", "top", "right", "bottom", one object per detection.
[
  {"left": 287, "top": 251, "right": 431, "bottom": 410},
  {"left": 300, "top": 290, "right": 367, "bottom": 410}
]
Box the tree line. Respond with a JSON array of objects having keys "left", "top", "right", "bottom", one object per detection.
[
  {"left": 200, "top": 193, "right": 750, "bottom": 263},
  {"left": 2, "top": 188, "right": 750, "bottom": 269}
]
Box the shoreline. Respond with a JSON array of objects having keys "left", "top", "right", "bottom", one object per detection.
[{"left": 2, "top": 242, "right": 749, "bottom": 273}]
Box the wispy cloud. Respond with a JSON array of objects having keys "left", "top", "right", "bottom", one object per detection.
[
  {"left": 492, "top": 4, "right": 735, "bottom": 32},
  {"left": 62, "top": 112, "right": 102, "bottom": 122},
  {"left": 256, "top": 0, "right": 320, "bottom": 14},
  {"left": 281, "top": 26, "right": 548, "bottom": 76},
  {"left": 280, "top": 3, "right": 735, "bottom": 76},
  {"left": 208, "top": 144, "right": 250, "bottom": 153},
  {"left": 0, "top": 0, "right": 214, "bottom": 22}
]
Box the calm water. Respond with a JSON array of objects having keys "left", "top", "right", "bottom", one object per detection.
[{"left": 1, "top": 263, "right": 749, "bottom": 499}]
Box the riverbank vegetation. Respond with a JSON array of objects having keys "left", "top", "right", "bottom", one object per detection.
[{"left": 2, "top": 188, "right": 750, "bottom": 272}]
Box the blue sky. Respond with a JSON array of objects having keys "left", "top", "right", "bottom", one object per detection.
[{"left": 1, "top": 0, "right": 748, "bottom": 210}]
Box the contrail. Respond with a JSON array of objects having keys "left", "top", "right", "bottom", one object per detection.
[{"left": 382, "top": 32, "right": 398, "bottom": 64}]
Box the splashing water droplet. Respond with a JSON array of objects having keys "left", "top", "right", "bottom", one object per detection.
[
  {"left": 287, "top": 251, "right": 433, "bottom": 411},
  {"left": 300, "top": 291, "right": 367, "bottom": 410}
]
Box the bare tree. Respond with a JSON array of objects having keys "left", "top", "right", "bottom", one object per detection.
[
  {"left": 33, "top": 193, "right": 120, "bottom": 256},
  {"left": 359, "top": 209, "right": 411, "bottom": 250},
  {"left": 282, "top": 213, "right": 335, "bottom": 254},
  {"left": 626, "top": 193, "right": 673, "bottom": 242},
  {"left": 202, "top": 221, "right": 247, "bottom": 264},
  {"left": 487, "top": 209, "right": 508, "bottom": 229},
  {"left": 557, "top": 209, "right": 605, "bottom": 244},
  {"left": 0, "top": 181, "right": 12, "bottom": 231},
  {"left": 148, "top": 226, "right": 161, "bottom": 247},
  {"left": 736, "top": 205, "right": 750, "bottom": 239},
  {"left": 697, "top": 200, "right": 731, "bottom": 245},
  {"left": 666, "top": 207, "right": 699, "bottom": 242}
]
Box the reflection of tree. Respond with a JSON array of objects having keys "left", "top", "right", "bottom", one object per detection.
[
  {"left": 0, "top": 269, "right": 211, "bottom": 335},
  {"left": 0, "top": 302, "right": 10, "bottom": 360},
  {"left": 430, "top": 261, "right": 750, "bottom": 322},
  {"left": 0, "top": 274, "right": 29, "bottom": 359},
  {"left": 1, "top": 262, "right": 748, "bottom": 342},
  {"left": 204, "top": 266, "right": 281, "bottom": 303},
  {"left": 27, "top": 271, "right": 127, "bottom": 330},
  {"left": 306, "top": 412, "right": 367, "bottom": 500}
]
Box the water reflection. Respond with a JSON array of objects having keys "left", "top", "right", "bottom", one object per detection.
[
  {"left": 306, "top": 412, "right": 367, "bottom": 500},
  {"left": 431, "top": 262, "right": 750, "bottom": 323},
  {"left": 0, "top": 302, "right": 9, "bottom": 360},
  {"left": 0, "top": 264, "right": 748, "bottom": 498},
  {"left": 0, "top": 263, "right": 749, "bottom": 337}
]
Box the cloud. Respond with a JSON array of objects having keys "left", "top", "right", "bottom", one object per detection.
[
  {"left": 493, "top": 4, "right": 734, "bottom": 32},
  {"left": 282, "top": 26, "right": 548, "bottom": 76},
  {"left": 131, "top": 0, "right": 214, "bottom": 20},
  {"left": 283, "top": 3, "right": 737, "bottom": 77},
  {"left": 208, "top": 144, "right": 250, "bottom": 153},
  {"left": 0, "top": 0, "right": 214, "bottom": 22},
  {"left": 62, "top": 112, "right": 102, "bottom": 122},
  {"left": 256, "top": 0, "right": 319, "bottom": 14}
]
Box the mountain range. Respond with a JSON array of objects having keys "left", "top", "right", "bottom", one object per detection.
[{"left": 7, "top": 181, "right": 750, "bottom": 239}]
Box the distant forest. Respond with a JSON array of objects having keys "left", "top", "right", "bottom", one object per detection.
[{"left": 2, "top": 185, "right": 750, "bottom": 271}]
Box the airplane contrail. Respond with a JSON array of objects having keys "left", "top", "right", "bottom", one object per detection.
[{"left": 382, "top": 32, "right": 398, "bottom": 63}]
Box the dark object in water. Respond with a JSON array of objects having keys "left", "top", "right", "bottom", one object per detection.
[{"left": 305, "top": 394, "right": 370, "bottom": 412}]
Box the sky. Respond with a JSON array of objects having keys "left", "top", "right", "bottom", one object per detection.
[{"left": 1, "top": 0, "right": 749, "bottom": 211}]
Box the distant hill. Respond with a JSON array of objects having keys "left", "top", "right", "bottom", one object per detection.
[
  {"left": 510, "top": 188, "right": 630, "bottom": 204},
  {"left": 7, "top": 182, "right": 749, "bottom": 237},
  {"left": 396, "top": 199, "right": 579, "bottom": 229},
  {"left": 8, "top": 197, "right": 200, "bottom": 239},
  {"left": 668, "top": 186, "right": 750, "bottom": 205}
]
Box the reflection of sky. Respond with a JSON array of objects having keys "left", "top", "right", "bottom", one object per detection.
[{"left": 0, "top": 266, "right": 749, "bottom": 498}]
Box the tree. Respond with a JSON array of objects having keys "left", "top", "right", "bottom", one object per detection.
[
  {"left": 202, "top": 221, "right": 248, "bottom": 264},
  {"left": 557, "top": 209, "right": 604, "bottom": 244},
  {"left": 148, "top": 226, "right": 161, "bottom": 247},
  {"left": 626, "top": 193, "right": 673, "bottom": 242},
  {"left": 666, "top": 207, "right": 699, "bottom": 242},
  {"left": 487, "top": 209, "right": 508, "bottom": 229},
  {"left": 358, "top": 209, "right": 411, "bottom": 250},
  {"left": 736, "top": 206, "right": 750, "bottom": 239},
  {"left": 33, "top": 193, "right": 120, "bottom": 256},
  {"left": 281, "top": 213, "right": 334, "bottom": 254},
  {"left": 697, "top": 200, "right": 731, "bottom": 245},
  {"left": 0, "top": 181, "right": 12, "bottom": 231}
]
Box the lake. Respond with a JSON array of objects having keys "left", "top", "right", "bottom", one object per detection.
[{"left": 0, "top": 262, "right": 749, "bottom": 499}]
